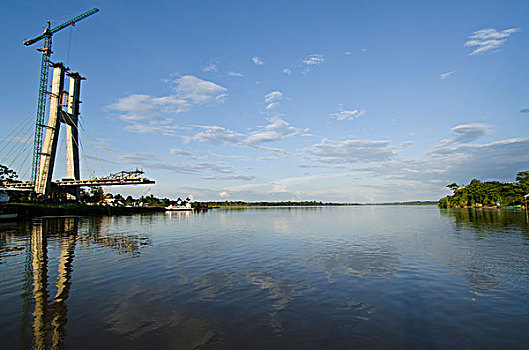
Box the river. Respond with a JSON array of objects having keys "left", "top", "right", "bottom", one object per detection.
[{"left": 1, "top": 206, "right": 528, "bottom": 349}]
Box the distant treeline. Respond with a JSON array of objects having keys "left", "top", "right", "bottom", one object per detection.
[
  {"left": 439, "top": 171, "right": 529, "bottom": 208},
  {"left": 203, "top": 201, "right": 438, "bottom": 207},
  {"left": 364, "top": 201, "right": 437, "bottom": 206},
  {"left": 203, "top": 201, "right": 351, "bottom": 207}
]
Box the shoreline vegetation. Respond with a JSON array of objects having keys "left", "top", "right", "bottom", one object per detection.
[
  {"left": 203, "top": 200, "right": 438, "bottom": 207},
  {"left": 439, "top": 170, "right": 529, "bottom": 209},
  {"left": 1, "top": 201, "right": 439, "bottom": 219},
  {"left": 1, "top": 202, "right": 165, "bottom": 219}
]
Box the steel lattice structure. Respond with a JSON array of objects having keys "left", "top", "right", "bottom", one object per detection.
[{"left": 23, "top": 8, "right": 99, "bottom": 185}]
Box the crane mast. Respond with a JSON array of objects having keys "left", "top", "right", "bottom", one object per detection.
[{"left": 23, "top": 8, "right": 99, "bottom": 185}]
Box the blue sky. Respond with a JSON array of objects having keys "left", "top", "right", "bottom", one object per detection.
[{"left": 1, "top": 0, "right": 528, "bottom": 202}]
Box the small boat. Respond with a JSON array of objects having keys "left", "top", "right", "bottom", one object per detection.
[
  {"left": 0, "top": 208, "right": 18, "bottom": 221},
  {"left": 165, "top": 197, "right": 193, "bottom": 211},
  {"left": 0, "top": 187, "right": 18, "bottom": 221},
  {"left": 165, "top": 204, "right": 193, "bottom": 211}
]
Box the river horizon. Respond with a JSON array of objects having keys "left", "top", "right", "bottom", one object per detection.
[{"left": 1, "top": 206, "right": 528, "bottom": 349}]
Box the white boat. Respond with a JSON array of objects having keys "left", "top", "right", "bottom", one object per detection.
[
  {"left": 0, "top": 212, "right": 18, "bottom": 220},
  {"left": 165, "top": 197, "right": 193, "bottom": 211},
  {"left": 0, "top": 186, "right": 19, "bottom": 221},
  {"left": 165, "top": 203, "right": 193, "bottom": 211}
]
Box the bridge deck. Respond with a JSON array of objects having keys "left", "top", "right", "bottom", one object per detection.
[{"left": 3, "top": 178, "right": 155, "bottom": 190}]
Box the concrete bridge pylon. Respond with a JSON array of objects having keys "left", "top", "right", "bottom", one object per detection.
[{"left": 35, "top": 63, "right": 83, "bottom": 200}]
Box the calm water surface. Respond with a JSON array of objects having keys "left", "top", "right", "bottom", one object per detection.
[{"left": 1, "top": 206, "right": 528, "bottom": 349}]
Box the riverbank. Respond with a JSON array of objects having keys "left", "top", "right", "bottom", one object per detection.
[{"left": 0, "top": 202, "right": 165, "bottom": 219}]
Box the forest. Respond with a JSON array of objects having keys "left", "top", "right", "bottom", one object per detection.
[{"left": 438, "top": 171, "right": 529, "bottom": 208}]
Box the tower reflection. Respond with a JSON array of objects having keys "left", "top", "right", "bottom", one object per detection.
[
  {"left": 23, "top": 216, "right": 149, "bottom": 349},
  {"left": 27, "top": 218, "right": 77, "bottom": 350}
]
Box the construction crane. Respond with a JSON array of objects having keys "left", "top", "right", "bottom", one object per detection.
[{"left": 23, "top": 8, "right": 99, "bottom": 186}]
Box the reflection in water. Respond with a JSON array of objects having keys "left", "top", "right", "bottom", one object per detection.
[
  {"left": 440, "top": 208, "right": 529, "bottom": 295},
  {"left": 312, "top": 245, "right": 401, "bottom": 279},
  {"left": 1, "top": 208, "right": 528, "bottom": 348},
  {"left": 15, "top": 217, "right": 151, "bottom": 349},
  {"left": 23, "top": 218, "right": 77, "bottom": 349},
  {"left": 441, "top": 208, "right": 529, "bottom": 236}
]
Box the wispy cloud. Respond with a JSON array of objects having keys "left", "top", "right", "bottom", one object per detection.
[
  {"left": 171, "top": 75, "right": 227, "bottom": 104},
  {"left": 119, "top": 153, "right": 234, "bottom": 175},
  {"left": 110, "top": 75, "right": 228, "bottom": 135},
  {"left": 244, "top": 117, "right": 308, "bottom": 146},
  {"left": 124, "top": 119, "right": 179, "bottom": 136},
  {"left": 283, "top": 53, "right": 325, "bottom": 75},
  {"left": 431, "top": 123, "right": 492, "bottom": 151},
  {"left": 170, "top": 148, "right": 192, "bottom": 156},
  {"left": 303, "top": 54, "right": 325, "bottom": 65},
  {"left": 465, "top": 28, "right": 520, "bottom": 55},
  {"left": 264, "top": 91, "right": 283, "bottom": 103},
  {"left": 440, "top": 71, "right": 455, "bottom": 80},
  {"left": 306, "top": 138, "right": 399, "bottom": 164},
  {"left": 520, "top": 108, "right": 529, "bottom": 113},
  {"left": 202, "top": 62, "right": 218, "bottom": 72},
  {"left": 228, "top": 71, "right": 244, "bottom": 77},
  {"left": 108, "top": 95, "right": 186, "bottom": 135},
  {"left": 265, "top": 102, "right": 280, "bottom": 110},
  {"left": 264, "top": 91, "right": 283, "bottom": 110},
  {"left": 184, "top": 125, "right": 243, "bottom": 145},
  {"left": 109, "top": 94, "right": 189, "bottom": 121},
  {"left": 330, "top": 107, "right": 365, "bottom": 121},
  {"left": 201, "top": 175, "right": 256, "bottom": 181},
  {"left": 252, "top": 56, "right": 264, "bottom": 65},
  {"left": 184, "top": 117, "right": 309, "bottom": 151}
]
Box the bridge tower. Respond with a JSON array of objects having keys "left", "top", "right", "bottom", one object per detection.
[{"left": 35, "top": 63, "right": 83, "bottom": 200}]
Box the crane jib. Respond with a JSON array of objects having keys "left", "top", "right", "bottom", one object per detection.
[{"left": 23, "top": 8, "right": 99, "bottom": 46}]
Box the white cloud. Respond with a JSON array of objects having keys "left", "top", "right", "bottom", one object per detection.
[
  {"left": 170, "top": 148, "right": 192, "bottom": 156},
  {"left": 440, "top": 71, "right": 455, "bottom": 80},
  {"left": 243, "top": 117, "right": 309, "bottom": 146},
  {"left": 465, "top": 28, "right": 520, "bottom": 55},
  {"left": 303, "top": 54, "right": 325, "bottom": 65},
  {"left": 171, "top": 75, "right": 227, "bottom": 104},
  {"left": 228, "top": 71, "right": 244, "bottom": 77},
  {"left": 252, "top": 56, "right": 264, "bottom": 65},
  {"left": 202, "top": 62, "right": 218, "bottom": 72},
  {"left": 184, "top": 117, "right": 309, "bottom": 152},
  {"left": 124, "top": 121, "right": 179, "bottom": 136},
  {"left": 119, "top": 155, "right": 235, "bottom": 175},
  {"left": 361, "top": 137, "right": 529, "bottom": 192},
  {"left": 307, "top": 138, "right": 399, "bottom": 164},
  {"left": 281, "top": 54, "right": 324, "bottom": 76},
  {"left": 432, "top": 123, "right": 492, "bottom": 150},
  {"left": 264, "top": 91, "right": 283, "bottom": 110},
  {"left": 185, "top": 125, "right": 243, "bottom": 145},
  {"left": 110, "top": 76, "right": 228, "bottom": 135},
  {"left": 266, "top": 102, "right": 281, "bottom": 110},
  {"left": 264, "top": 91, "right": 283, "bottom": 103},
  {"left": 219, "top": 191, "right": 230, "bottom": 198},
  {"left": 109, "top": 94, "right": 189, "bottom": 121},
  {"left": 202, "top": 175, "right": 256, "bottom": 181},
  {"left": 215, "top": 93, "right": 228, "bottom": 103},
  {"left": 330, "top": 107, "right": 365, "bottom": 121}
]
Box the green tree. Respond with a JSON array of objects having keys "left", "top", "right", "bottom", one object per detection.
[
  {"left": 446, "top": 183, "right": 459, "bottom": 193},
  {"left": 0, "top": 164, "right": 18, "bottom": 182},
  {"left": 516, "top": 171, "right": 529, "bottom": 185}
]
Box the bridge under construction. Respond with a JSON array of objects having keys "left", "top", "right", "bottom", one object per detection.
[{"left": 1, "top": 8, "right": 154, "bottom": 200}]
